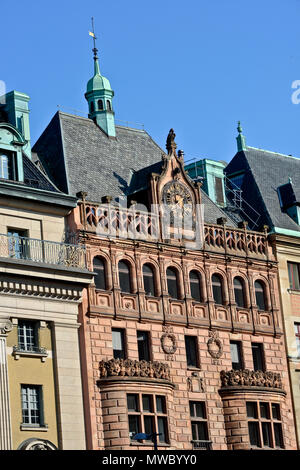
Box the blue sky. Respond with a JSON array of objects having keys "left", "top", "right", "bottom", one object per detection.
[{"left": 2, "top": 0, "right": 300, "bottom": 163}]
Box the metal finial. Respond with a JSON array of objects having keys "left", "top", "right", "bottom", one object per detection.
[
  {"left": 91, "top": 17, "right": 98, "bottom": 60},
  {"left": 237, "top": 121, "right": 242, "bottom": 134}
]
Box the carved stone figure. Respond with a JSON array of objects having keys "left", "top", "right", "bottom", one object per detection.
[
  {"left": 166, "top": 128, "right": 177, "bottom": 155},
  {"left": 99, "top": 358, "right": 171, "bottom": 381},
  {"left": 220, "top": 369, "right": 283, "bottom": 389}
]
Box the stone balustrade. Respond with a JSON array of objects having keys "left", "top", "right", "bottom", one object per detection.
[
  {"left": 220, "top": 369, "right": 283, "bottom": 389},
  {"left": 99, "top": 358, "right": 171, "bottom": 381}
]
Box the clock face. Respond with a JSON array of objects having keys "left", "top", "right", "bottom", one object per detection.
[{"left": 162, "top": 181, "right": 193, "bottom": 215}]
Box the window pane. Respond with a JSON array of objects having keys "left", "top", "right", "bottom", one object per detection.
[
  {"left": 255, "top": 281, "right": 266, "bottom": 311},
  {"left": 230, "top": 341, "right": 243, "bottom": 370},
  {"left": 18, "top": 321, "right": 37, "bottom": 351},
  {"left": 144, "top": 415, "right": 154, "bottom": 437},
  {"left": 167, "top": 268, "right": 179, "bottom": 299},
  {"left": 112, "top": 329, "right": 125, "bottom": 359},
  {"left": 158, "top": 417, "right": 168, "bottom": 443},
  {"left": 156, "top": 396, "right": 166, "bottom": 414},
  {"left": 21, "top": 385, "right": 41, "bottom": 425},
  {"left": 190, "top": 271, "right": 202, "bottom": 302},
  {"left": 127, "top": 394, "right": 139, "bottom": 412},
  {"left": 119, "top": 261, "right": 131, "bottom": 293},
  {"left": 192, "top": 421, "right": 208, "bottom": 441},
  {"left": 252, "top": 343, "right": 264, "bottom": 371},
  {"left": 212, "top": 274, "right": 223, "bottom": 305},
  {"left": 262, "top": 422, "right": 272, "bottom": 447},
  {"left": 274, "top": 423, "right": 284, "bottom": 448},
  {"left": 185, "top": 336, "right": 198, "bottom": 368},
  {"left": 128, "top": 415, "right": 140, "bottom": 439},
  {"left": 93, "top": 257, "right": 106, "bottom": 290},
  {"left": 194, "top": 402, "right": 206, "bottom": 419},
  {"left": 142, "top": 395, "right": 153, "bottom": 412},
  {"left": 246, "top": 402, "right": 258, "bottom": 419},
  {"left": 272, "top": 403, "right": 281, "bottom": 421},
  {"left": 137, "top": 331, "right": 150, "bottom": 361},
  {"left": 260, "top": 402, "right": 270, "bottom": 420},
  {"left": 295, "top": 324, "right": 300, "bottom": 357},
  {"left": 143, "top": 264, "right": 155, "bottom": 297},
  {"left": 234, "top": 277, "right": 245, "bottom": 308},
  {"left": 288, "top": 262, "right": 300, "bottom": 290},
  {"left": 248, "top": 422, "right": 261, "bottom": 447}
]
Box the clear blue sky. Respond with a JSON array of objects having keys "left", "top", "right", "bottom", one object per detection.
[{"left": 2, "top": 0, "right": 300, "bottom": 163}]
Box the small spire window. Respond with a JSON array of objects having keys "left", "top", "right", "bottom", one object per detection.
[
  {"left": 90, "top": 101, "right": 95, "bottom": 113},
  {"left": 98, "top": 99, "right": 103, "bottom": 110},
  {"left": 106, "top": 100, "right": 112, "bottom": 111}
]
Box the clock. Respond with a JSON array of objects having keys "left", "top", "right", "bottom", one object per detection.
[{"left": 162, "top": 181, "right": 193, "bottom": 215}]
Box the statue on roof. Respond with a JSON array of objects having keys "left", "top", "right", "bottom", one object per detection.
[{"left": 166, "top": 128, "right": 177, "bottom": 155}]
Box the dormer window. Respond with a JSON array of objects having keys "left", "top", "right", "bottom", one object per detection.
[{"left": 0, "top": 153, "right": 14, "bottom": 180}]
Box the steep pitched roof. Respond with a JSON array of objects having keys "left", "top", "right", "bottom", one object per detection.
[
  {"left": 225, "top": 147, "right": 300, "bottom": 233},
  {"left": 33, "top": 111, "right": 237, "bottom": 226}
]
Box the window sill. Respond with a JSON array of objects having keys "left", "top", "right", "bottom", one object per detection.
[
  {"left": 20, "top": 424, "right": 48, "bottom": 432},
  {"left": 12, "top": 347, "right": 48, "bottom": 362},
  {"left": 288, "top": 289, "right": 300, "bottom": 295},
  {"left": 187, "top": 367, "right": 201, "bottom": 372}
]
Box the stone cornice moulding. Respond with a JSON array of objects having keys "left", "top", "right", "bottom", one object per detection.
[
  {"left": 0, "top": 280, "right": 82, "bottom": 302},
  {"left": 0, "top": 319, "right": 13, "bottom": 336}
]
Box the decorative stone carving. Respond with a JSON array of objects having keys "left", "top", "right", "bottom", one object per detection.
[
  {"left": 166, "top": 128, "right": 177, "bottom": 155},
  {"left": 17, "top": 438, "right": 57, "bottom": 450},
  {"left": 0, "top": 320, "right": 13, "bottom": 336},
  {"left": 220, "top": 369, "right": 283, "bottom": 389},
  {"left": 187, "top": 374, "right": 205, "bottom": 393},
  {"left": 161, "top": 332, "right": 177, "bottom": 355},
  {"left": 207, "top": 330, "right": 223, "bottom": 359},
  {"left": 99, "top": 358, "right": 170, "bottom": 381}
]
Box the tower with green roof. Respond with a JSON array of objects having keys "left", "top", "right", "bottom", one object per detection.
[{"left": 85, "top": 27, "right": 116, "bottom": 137}]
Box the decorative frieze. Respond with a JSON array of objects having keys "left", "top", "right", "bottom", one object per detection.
[
  {"left": 0, "top": 278, "right": 81, "bottom": 301},
  {"left": 220, "top": 369, "right": 283, "bottom": 389},
  {"left": 99, "top": 358, "right": 171, "bottom": 381}
]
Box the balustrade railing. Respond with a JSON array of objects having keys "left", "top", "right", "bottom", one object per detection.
[{"left": 0, "top": 233, "right": 86, "bottom": 268}]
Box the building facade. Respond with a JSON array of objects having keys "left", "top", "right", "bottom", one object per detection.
[
  {"left": 225, "top": 127, "right": 300, "bottom": 448},
  {"left": 32, "top": 48, "right": 298, "bottom": 450},
  {"left": 0, "top": 90, "right": 93, "bottom": 450}
]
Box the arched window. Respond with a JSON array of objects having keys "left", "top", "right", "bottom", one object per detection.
[
  {"left": 98, "top": 99, "right": 103, "bottom": 110},
  {"left": 143, "top": 264, "right": 155, "bottom": 297},
  {"left": 106, "top": 100, "right": 112, "bottom": 111},
  {"left": 0, "top": 154, "right": 11, "bottom": 179},
  {"left": 212, "top": 274, "right": 224, "bottom": 305},
  {"left": 90, "top": 101, "right": 95, "bottom": 113},
  {"left": 118, "top": 260, "right": 131, "bottom": 293},
  {"left": 93, "top": 257, "right": 106, "bottom": 290},
  {"left": 166, "top": 267, "right": 179, "bottom": 299},
  {"left": 234, "top": 277, "right": 245, "bottom": 308},
  {"left": 189, "top": 270, "right": 202, "bottom": 302},
  {"left": 255, "top": 280, "right": 266, "bottom": 311}
]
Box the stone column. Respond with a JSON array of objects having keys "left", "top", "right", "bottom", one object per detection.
[
  {"left": 52, "top": 322, "right": 86, "bottom": 450},
  {"left": 0, "top": 319, "right": 13, "bottom": 450}
]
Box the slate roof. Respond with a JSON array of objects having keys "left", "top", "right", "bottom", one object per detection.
[
  {"left": 33, "top": 111, "right": 237, "bottom": 226},
  {"left": 225, "top": 146, "right": 300, "bottom": 233},
  {"left": 23, "top": 153, "right": 60, "bottom": 192}
]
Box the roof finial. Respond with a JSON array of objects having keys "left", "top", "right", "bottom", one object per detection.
[
  {"left": 89, "top": 17, "right": 100, "bottom": 75},
  {"left": 236, "top": 121, "right": 247, "bottom": 152}
]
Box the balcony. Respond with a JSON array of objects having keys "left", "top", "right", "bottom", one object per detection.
[
  {"left": 220, "top": 369, "right": 284, "bottom": 392},
  {"left": 0, "top": 233, "right": 86, "bottom": 269},
  {"left": 191, "top": 440, "right": 212, "bottom": 450}
]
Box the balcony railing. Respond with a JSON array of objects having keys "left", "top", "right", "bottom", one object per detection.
[
  {"left": 0, "top": 233, "right": 86, "bottom": 269},
  {"left": 191, "top": 440, "right": 212, "bottom": 450},
  {"left": 220, "top": 369, "right": 283, "bottom": 389}
]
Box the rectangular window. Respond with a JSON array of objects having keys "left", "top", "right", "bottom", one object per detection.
[
  {"left": 137, "top": 331, "right": 150, "bottom": 361},
  {"left": 21, "top": 385, "right": 43, "bottom": 426},
  {"left": 127, "top": 393, "right": 169, "bottom": 444},
  {"left": 230, "top": 341, "right": 243, "bottom": 370},
  {"left": 215, "top": 176, "right": 224, "bottom": 205},
  {"left": 112, "top": 328, "right": 126, "bottom": 359},
  {"left": 185, "top": 336, "right": 199, "bottom": 368},
  {"left": 190, "top": 401, "right": 210, "bottom": 449},
  {"left": 7, "top": 229, "right": 28, "bottom": 260},
  {"left": 246, "top": 401, "right": 284, "bottom": 449},
  {"left": 288, "top": 262, "right": 300, "bottom": 290},
  {"left": 18, "top": 321, "right": 38, "bottom": 352},
  {"left": 295, "top": 324, "right": 300, "bottom": 358},
  {"left": 252, "top": 343, "right": 265, "bottom": 371}
]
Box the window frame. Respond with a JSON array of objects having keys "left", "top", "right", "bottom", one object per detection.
[
  {"left": 118, "top": 260, "right": 132, "bottom": 293},
  {"left": 166, "top": 267, "right": 180, "bottom": 300},
  {"left": 295, "top": 323, "right": 300, "bottom": 358},
  {"left": 230, "top": 340, "right": 244, "bottom": 370},
  {"left": 233, "top": 276, "right": 246, "bottom": 308},
  {"left": 254, "top": 280, "right": 267, "bottom": 312},
  {"left": 127, "top": 393, "right": 169, "bottom": 445},
  {"left": 189, "top": 270, "right": 203, "bottom": 303},
  {"left": 288, "top": 262, "right": 300, "bottom": 290},
  {"left": 137, "top": 330, "right": 151, "bottom": 362},
  {"left": 112, "top": 328, "right": 126, "bottom": 359},
  {"left": 246, "top": 401, "right": 284, "bottom": 449},
  {"left": 251, "top": 342, "right": 265, "bottom": 371},
  {"left": 185, "top": 335, "right": 200, "bottom": 369},
  {"left": 189, "top": 401, "right": 210, "bottom": 447},
  {"left": 21, "top": 384, "right": 44, "bottom": 427},
  {"left": 0, "top": 152, "right": 16, "bottom": 180},
  {"left": 93, "top": 256, "right": 107, "bottom": 290},
  {"left": 18, "top": 320, "right": 39, "bottom": 352},
  {"left": 142, "top": 263, "right": 156, "bottom": 297},
  {"left": 211, "top": 273, "right": 224, "bottom": 305}
]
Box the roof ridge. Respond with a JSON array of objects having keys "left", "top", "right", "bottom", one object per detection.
[{"left": 247, "top": 146, "right": 300, "bottom": 160}]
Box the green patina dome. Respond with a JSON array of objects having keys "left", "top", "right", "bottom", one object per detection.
[{"left": 86, "top": 73, "right": 112, "bottom": 93}]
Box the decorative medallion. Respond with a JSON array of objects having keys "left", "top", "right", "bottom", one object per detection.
[
  {"left": 160, "top": 332, "right": 177, "bottom": 355},
  {"left": 207, "top": 330, "right": 223, "bottom": 359},
  {"left": 162, "top": 181, "right": 193, "bottom": 216},
  {"left": 17, "top": 438, "right": 57, "bottom": 450}
]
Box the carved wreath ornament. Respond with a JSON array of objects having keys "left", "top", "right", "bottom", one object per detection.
[
  {"left": 207, "top": 330, "right": 223, "bottom": 359},
  {"left": 160, "top": 332, "right": 177, "bottom": 355}
]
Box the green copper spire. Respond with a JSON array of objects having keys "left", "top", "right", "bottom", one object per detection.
[
  {"left": 85, "top": 18, "right": 116, "bottom": 138},
  {"left": 236, "top": 121, "right": 247, "bottom": 152}
]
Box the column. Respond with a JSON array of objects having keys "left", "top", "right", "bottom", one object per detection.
[{"left": 0, "top": 320, "right": 13, "bottom": 450}]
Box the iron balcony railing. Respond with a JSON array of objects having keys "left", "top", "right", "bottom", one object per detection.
[
  {"left": 0, "top": 233, "right": 86, "bottom": 269},
  {"left": 191, "top": 440, "right": 212, "bottom": 450}
]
